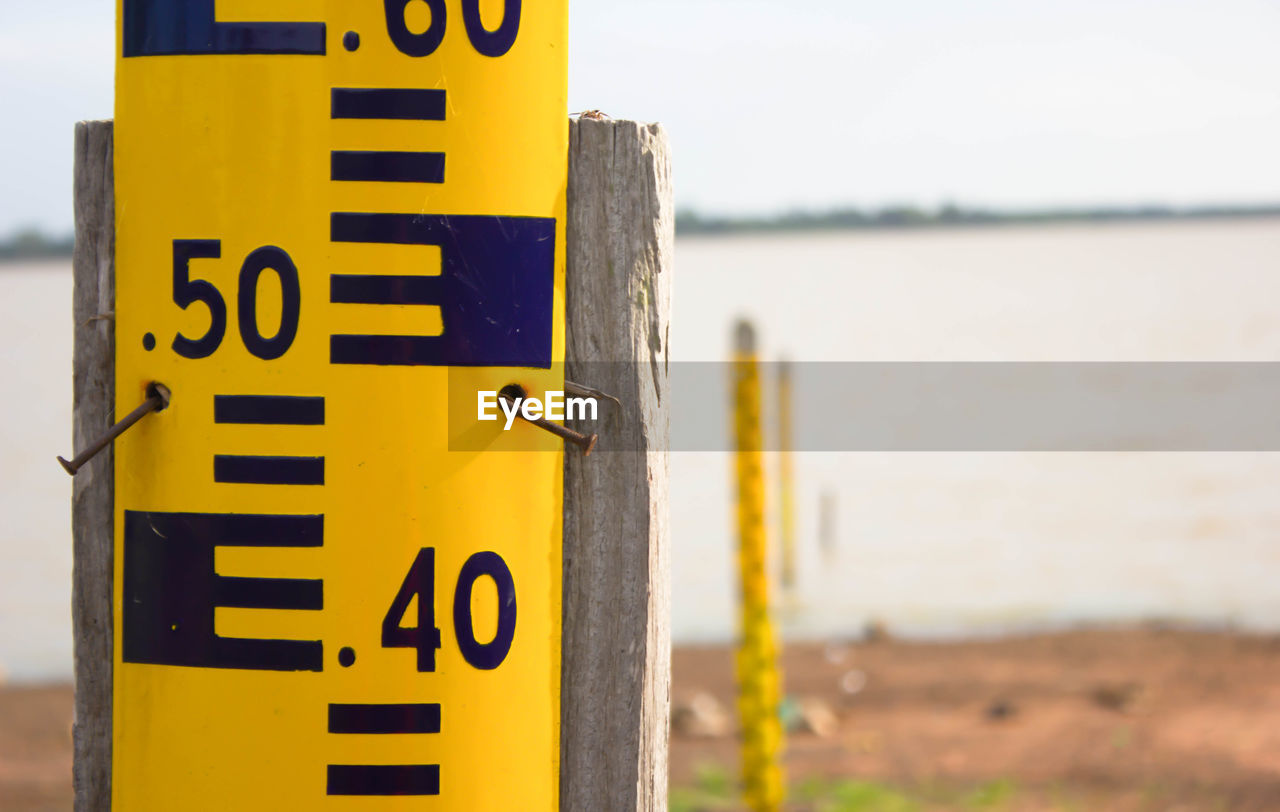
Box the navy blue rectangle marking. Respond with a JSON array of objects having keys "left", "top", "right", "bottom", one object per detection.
[
  {"left": 332, "top": 151, "right": 445, "bottom": 184},
  {"left": 214, "top": 456, "right": 324, "bottom": 486},
  {"left": 328, "top": 704, "right": 441, "bottom": 734},
  {"left": 331, "top": 275, "right": 444, "bottom": 306},
  {"left": 331, "top": 88, "right": 446, "bottom": 121},
  {"left": 331, "top": 212, "right": 449, "bottom": 245},
  {"left": 328, "top": 213, "right": 555, "bottom": 368},
  {"left": 327, "top": 765, "right": 440, "bottom": 796},
  {"left": 215, "top": 576, "right": 323, "bottom": 611},
  {"left": 124, "top": 512, "right": 323, "bottom": 548},
  {"left": 122, "top": 512, "right": 323, "bottom": 672},
  {"left": 214, "top": 395, "right": 324, "bottom": 425},
  {"left": 330, "top": 336, "right": 450, "bottom": 366},
  {"left": 124, "top": 0, "right": 324, "bottom": 57}
]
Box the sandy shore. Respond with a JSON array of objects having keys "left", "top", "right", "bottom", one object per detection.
[
  {"left": 0, "top": 684, "right": 72, "bottom": 810},
  {"left": 3, "top": 627, "right": 1279, "bottom": 809},
  {"left": 673, "top": 627, "right": 1280, "bottom": 809}
]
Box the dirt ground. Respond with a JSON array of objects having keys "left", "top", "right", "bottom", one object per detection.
[
  {"left": 0, "top": 684, "right": 72, "bottom": 811},
  {"left": 2, "top": 627, "right": 1279, "bottom": 810},
  {"left": 673, "top": 627, "right": 1280, "bottom": 810}
]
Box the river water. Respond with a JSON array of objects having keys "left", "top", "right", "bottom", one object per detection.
[{"left": 4, "top": 218, "right": 1280, "bottom": 680}]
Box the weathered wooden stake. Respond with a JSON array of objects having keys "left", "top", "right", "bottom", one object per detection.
[
  {"left": 71, "top": 120, "right": 115, "bottom": 812},
  {"left": 562, "top": 118, "right": 673, "bottom": 812},
  {"left": 69, "top": 117, "right": 673, "bottom": 811}
]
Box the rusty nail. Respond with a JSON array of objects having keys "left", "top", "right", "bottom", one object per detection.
[
  {"left": 499, "top": 394, "right": 598, "bottom": 456},
  {"left": 563, "top": 379, "right": 622, "bottom": 411},
  {"left": 57, "top": 382, "right": 171, "bottom": 475}
]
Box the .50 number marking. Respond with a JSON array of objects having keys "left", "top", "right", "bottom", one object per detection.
[{"left": 171, "top": 239, "right": 301, "bottom": 361}]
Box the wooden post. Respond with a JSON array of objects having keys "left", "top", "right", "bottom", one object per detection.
[
  {"left": 68, "top": 117, "right": 673, "bottom": 810},
  {"left": 70, "top": 119, "right": 115, "bottom": 811},
  {"left": 562, "top": 118, "right": 674, "bottom": 811}
]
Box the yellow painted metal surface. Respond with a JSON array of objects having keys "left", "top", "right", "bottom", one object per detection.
[
  {"left": 113, "top": 1, "right": 566, "bottom": 807},
  {"left": 732, "top": 323, "right": 785, "bottom": 812}
]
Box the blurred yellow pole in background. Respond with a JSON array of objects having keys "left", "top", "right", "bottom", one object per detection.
[
  {"left": 732, "top": 321, "right": 785, "bottom": 812},
  {"left": 778, "top": 359, "right": 796, "bottom": 598}
]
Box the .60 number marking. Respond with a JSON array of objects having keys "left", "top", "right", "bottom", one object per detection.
[{"left": 383, "top": 0, "right": 520, "bottom": 58}]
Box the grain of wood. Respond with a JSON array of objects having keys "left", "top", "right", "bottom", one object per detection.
[
  {"left": 562, "top": 118, "right": 674, "bottom": 812},
  {"left": 71, "top": 119, "right": 115, "bottom": 812}
]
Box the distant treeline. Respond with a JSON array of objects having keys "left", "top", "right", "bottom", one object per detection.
[
  {"left": 0, "top": 229, "right": 74, "bottom": 261},
  {"left": 5, "top": 204, "right": 1280, "bottom": 259},
  {"left": 676, "top": 203, "right": 1280, "bottom": 235}
]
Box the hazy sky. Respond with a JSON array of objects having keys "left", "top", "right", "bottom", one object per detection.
[{"left": 3, "top": 0, "right": 1279, "bottom": 234}]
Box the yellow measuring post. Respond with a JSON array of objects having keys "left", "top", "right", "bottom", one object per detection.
[
  {"left": 112, "top": 1, "right": 567, "bottom": 807},
  {"left": 777, "top": 358, "right": 796, "bottom": 598},
  {"left": 732, "top": 321, "right": 785, "bottom": 812}
]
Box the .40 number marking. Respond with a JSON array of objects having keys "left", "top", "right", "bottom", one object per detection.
[{"left": 382, "top": 548, "right": 517, "bottom": 672}]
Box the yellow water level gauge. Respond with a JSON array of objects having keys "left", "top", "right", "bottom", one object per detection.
[{"left": 113, "top": 0, "right": 567, "bottom": 807}]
